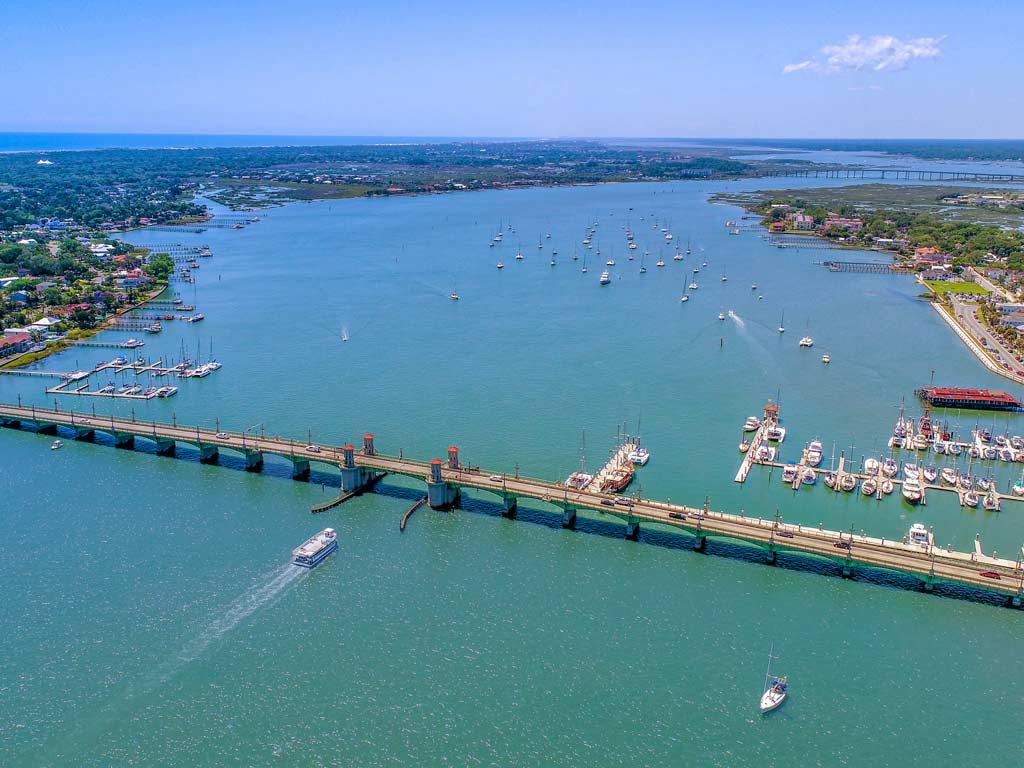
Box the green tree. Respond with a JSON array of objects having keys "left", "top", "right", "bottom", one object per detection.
[{"left": 144, "top": 253, "right": 174, "bottom": 282}]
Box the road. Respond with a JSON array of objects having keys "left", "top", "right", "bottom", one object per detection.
[{"left": 949, "top": 295, "right": 1024, "bottom": 379}]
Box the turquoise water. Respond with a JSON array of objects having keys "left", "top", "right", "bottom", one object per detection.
[{"left": 3, "top": 179, "right": 1023, "bottom": 765}]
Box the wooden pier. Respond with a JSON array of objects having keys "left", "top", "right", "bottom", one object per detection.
[{"left": 4, "top": 402, "right": 1019, "bottom": 605}]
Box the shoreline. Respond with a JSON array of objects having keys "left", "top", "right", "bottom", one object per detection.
[
  {"left": 1, "top": 283, "right": 169, "bottom": 370},
  {"left": 930, "top": 301, "right": 1024, "bottom": 386}
]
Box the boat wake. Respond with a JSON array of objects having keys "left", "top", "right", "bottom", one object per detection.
[
  {"left": 727, "top": 310, "right": 744, "bottom": 328},
  {"left": 54, "top": 563, "right": 309, "bottom": 755},
  {"left": 174, "top": 564, "right": 307, "bottom": 667}
]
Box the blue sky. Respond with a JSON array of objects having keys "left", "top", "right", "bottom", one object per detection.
[{"left": 4, "top": 0, "right": 1021, "bottom": 138}]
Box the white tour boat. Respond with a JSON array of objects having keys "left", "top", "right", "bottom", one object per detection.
[{"left": 292, "top": 528, "right": 338, "bottom": 568}]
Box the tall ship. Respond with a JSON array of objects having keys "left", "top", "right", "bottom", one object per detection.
[
  {"left": 292, "top": 528, "right": 338, "bottom": 568},
  {"left": 600, "top": 464, "right": 635, "bottom": 493}
]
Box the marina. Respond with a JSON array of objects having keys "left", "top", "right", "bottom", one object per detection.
[{"left": 736, "top": 400, "right": 1024, "bottom": 510}]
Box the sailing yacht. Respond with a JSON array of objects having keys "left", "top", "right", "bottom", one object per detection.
[
  {"left": 496, "top": 261, "right": 504, "bottom": 269},
  {"left": 777, "top": 311, "right": 785, "bottom": 334},
  {"left": 760, "top": 644, "right": 788, "bottom": 714}
]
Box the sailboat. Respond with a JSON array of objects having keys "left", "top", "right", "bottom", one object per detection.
[
  {"left": 639, "top": 254, "right": 647, "bottom": 274},
  {"left": 450, "top": 287, "right": 460, "bottom": 300},
  {"left": 799, "top": 317, "right": 814, "bottom": 347},
  {"left": 777, "top": 311, "right": 786, "bottom": 334},
  {"left": 760, "top": 643, "right": 788, "bottom": 713},
  {"left": 581, "top": 254, "right": 588, "bottom": 274}
]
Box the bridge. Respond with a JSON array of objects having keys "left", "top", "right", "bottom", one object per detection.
[
  {"left": 759, "top": 167, "right": 1024, "bottom": 184},
  {"left": 3, "top": 402, "right": 1023, "bottom": 606}
]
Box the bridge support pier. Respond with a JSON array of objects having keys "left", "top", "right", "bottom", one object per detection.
[
  {"left": 693, "top": 535, "right": 707, "bottom": 552},
  {"left": 291, "top": 459, "right": 311, "bottom": 480},
  {"left": 561, "top": 506, "right": 577, "bottom": 529},
  {"left": 502, "top": 495, "right": 517, "bottom": 519},
  {"left": 73, "top": 427, "right": 96, "bottom": 441},
  {"left": 625, "top": 518, "right": 640, "bottom": 541},
  {"left": 113, "top": 432, "right": 135, "bottom": 449},
  {"left": 155, "top": 438, "right": 175, "bottom": 456},
  {"left": 766, "top": 548, "right": 777, "bottom": 565},
  {"left": 427, "top": 480, "right": 459, "bottom": 510},
  {"left": 34, "top": 422, "right": 57, "bottom": 435},
  {"left": 1011, "top": 595, "right": 1022, "bottom": 609},
  {"left": 244, "top": 450, "right": 264, "bottom": 471},
  {"left": 842, "top": 565, "right": 853, "bottom": 579},
  {"left": 921, "top": 580, "right": 934, "bottom": 593},
  {"left": 199, "top": 445, "right": 219, "bottom": 463},
  {"left": 341, "top": 465, "right": 369, "bottom": 492}
]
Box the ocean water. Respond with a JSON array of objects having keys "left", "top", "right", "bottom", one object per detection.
[
  {"left": 0, "top": 133, "right": 504, "bottom": 153},
  {"left": 2, "top": 178, "right": 1022, "bottom": 766}
]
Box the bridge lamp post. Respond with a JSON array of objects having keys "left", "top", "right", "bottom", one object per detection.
[{"left": 242, "top": 423, "right": 259, "bottom": 449}]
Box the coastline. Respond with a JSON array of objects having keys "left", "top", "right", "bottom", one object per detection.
[
  {"left": 1, "top": 283, "right": 169, "bottom": 370},
  {"left": 931, "top": 301, "right": 1024, "bottom": 386}
]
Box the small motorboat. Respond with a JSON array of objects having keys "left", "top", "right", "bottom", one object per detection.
[
  {"left": 864, "top": 457, "right": 880, "bottom": 475},
  {"left": 51, "top": 439, "right": 63, "bottom": 450},
  {"left": 822, "top": 354, "right": 831, "bottom": 364},
  {"left": 907, "top": 523, "right": 930, "bottom": 548},
  {"left": 782, "top": 465, "right": 798, "bottom": 483},
  {"left": 496, "top": 261, "right": 504, "bottom": 269},
  {"left": 739, "top": 439, "right": 751, "bottom": 453},
  {"left": 798, "top": 336, "right": 814, "bottom": 348},
  {"left": 450, "top": 291, "right": 460, "bottom": 300}
]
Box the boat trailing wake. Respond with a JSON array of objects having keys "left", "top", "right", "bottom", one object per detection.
[
  {"left": 173, "top": 564, "right": 307, "bottom": 669},
  {"left": 727, "top": 310, "right": 745, "bottom": 327}
]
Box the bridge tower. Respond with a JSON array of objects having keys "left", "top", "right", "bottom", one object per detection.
[
  {"left": 341, "top": 444, "right": 369, "bottom": 492},
  {"left": 427, "top": 458, "right": 460, "bottom": 510}
]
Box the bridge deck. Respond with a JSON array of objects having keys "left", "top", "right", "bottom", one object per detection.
[{"left": 1, "top": 403, "right": 1021, "bottom": 600}]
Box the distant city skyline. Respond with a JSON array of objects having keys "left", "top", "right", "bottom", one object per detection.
[{"left": 4, "top": 0, "right": 1021, "bottom": 138}]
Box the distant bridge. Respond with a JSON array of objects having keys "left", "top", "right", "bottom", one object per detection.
[{"left": 759, "top": 167, "right": 1024, "bottom": 184}]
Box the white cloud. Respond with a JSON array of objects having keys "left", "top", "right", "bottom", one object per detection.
[
  {"left": 784, "top": 34, "right": 944, "bottom": 75},
  {"left": 782, "top": 60, "right": 817, "bottom": 75}
]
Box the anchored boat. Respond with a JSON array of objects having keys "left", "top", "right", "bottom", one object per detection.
[{"left": 760, "top": 643, "right": 788, "bottom": 714}]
